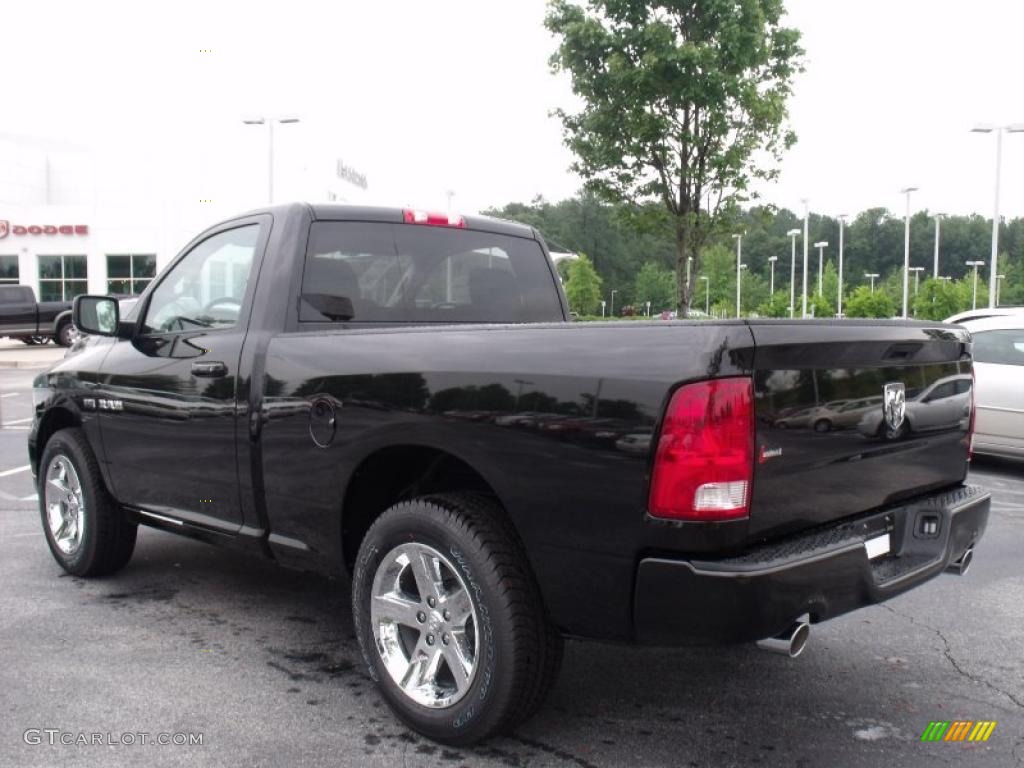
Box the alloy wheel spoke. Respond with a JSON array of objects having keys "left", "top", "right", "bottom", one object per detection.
[
  {"left": 441, "top": 639, "right": 471, "bottom": 691},
  {"left": 372, "top": 592, "right": 423, "bottom": 630},
  {"left": 409, "top": 550, "right": 444, "bottom": 602},
  {"left": 401, "top": 642, "right": 444, "bottom": 693},
  {"left": 47, "top": 477, "right": 68, "bottom": 497},
  {"left": 443, "top": 586, "right": 473, "bottom": 627}
]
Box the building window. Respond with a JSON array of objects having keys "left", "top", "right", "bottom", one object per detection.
[
  {"left": 106, "top": 254, "right": 156, "bottom": 295},
  {"left": 38, "top": 255, "right": 87, "bottom": 302},
  {"left": 0, "top": 255, "right": 18, "bottom": 284}
]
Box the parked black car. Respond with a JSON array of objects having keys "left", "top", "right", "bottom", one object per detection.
[
  {"left": 30, "top": 203, "right": 989, "bottom": 744},
  {"left": 0, "top": 285, "right": 75, "bottom": 346}
]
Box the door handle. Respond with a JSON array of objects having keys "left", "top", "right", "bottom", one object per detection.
[{"left": 191, "top": 360, "right": 228, "bottom": 378}]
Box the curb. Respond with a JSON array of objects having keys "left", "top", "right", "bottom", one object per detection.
[{"left": 0, "top": 361, "right": 54, "bottom": 370}]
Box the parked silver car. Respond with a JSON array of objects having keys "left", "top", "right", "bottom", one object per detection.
[{"left": 960, "top": 315, "right": 1024, "bottom": 459}]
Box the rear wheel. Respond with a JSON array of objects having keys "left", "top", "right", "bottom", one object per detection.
[
  {"left": 813, "top": 419, "right": 831, "bottom": 433},
  {"left": 39, "top": 428, "right": 137, "bottom": 576},
  {"left": 352, "top": 494, "right": 562, "bottom": 745}
]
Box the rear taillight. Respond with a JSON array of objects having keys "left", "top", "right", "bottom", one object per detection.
[
  {"left": 648, "top": 377, "right": 754, "bottom": 521},
  {"left": 403, "top": 209, "right": 466, "bottom": 228},
  {"left": 967, "top": 368, "right": 977, "bottom": 459}
]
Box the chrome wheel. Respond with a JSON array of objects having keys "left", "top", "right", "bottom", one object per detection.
[
  {"left": 370, "top": 542, "right": 478, "bottom": 709},
  {"left": 45, "top": 455, "right": 85, "bottom": 555}
]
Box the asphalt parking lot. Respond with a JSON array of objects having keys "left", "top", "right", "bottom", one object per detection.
[{"left": 1, "top": 363, "right": 1021, "bottom": 768}]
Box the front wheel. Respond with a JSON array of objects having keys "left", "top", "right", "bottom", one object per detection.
[
  {"left": 39, "top": 428, "right": 137, "bottom": 576},
  {"left": 352, "top": 494, "right": 562, "bottom": 745}
]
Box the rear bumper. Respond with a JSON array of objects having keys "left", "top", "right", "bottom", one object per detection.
[{"left": 633, "top": 484, "right": 990, "bottom": 645}]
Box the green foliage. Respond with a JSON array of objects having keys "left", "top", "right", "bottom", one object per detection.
[
  {"left": 563, "top": 253, "right": 604, "bottom": 315},
  {"left": 633, "top": 262, "right": 677, "bottom": 312},
  {"left": 490, "top": 194, "right": 1024, "bottom": 317},
  {"left": 546, "top": 0, "right": 804, "bottom": 310},
  {"left": 808, "top": 291, "right": 835, "bottom": 319},
  {"left": 845, "top": 286, "right": 897, "bottom": 318},
  {"left": 913, "top": 278, "right": 967, "bottom": 320},
  {"left": 757, "top": 290, "right": 791, "bottom": 318}
]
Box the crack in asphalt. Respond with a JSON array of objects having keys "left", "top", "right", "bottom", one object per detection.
[
  {"left": 508, "top": 735, "right": 601, "bottom": 768},
  {"left": 880, "top": 604, "right": 1024, "bottom": 711}
]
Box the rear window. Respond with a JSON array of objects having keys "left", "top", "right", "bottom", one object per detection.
[
  {"left": 0, "top": 286, "right": 30, "bottom": 302},
  {"left": 973, "top": 329, "right": 1024, "bottom": 366},
  {"left": 299, "top": 222, "right": 562, "bottom": 324}
]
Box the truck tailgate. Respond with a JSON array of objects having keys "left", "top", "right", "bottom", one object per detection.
[{"left": 747, "top": 321, "right": 972, "bottom": 540}]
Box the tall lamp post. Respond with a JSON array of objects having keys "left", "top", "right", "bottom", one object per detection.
[
  {"left": 932, "top": 212, "right": 946, "bottom": 279},
  {"left": 768, "top": 256, "right": 778, "bottom": 296},
  {"left": 732, "top": 233, "right": 744, "bottom": 317},
  {"left": 966, "top": 260, "right": 985, "bottom": 309},
  {"left": 971, "top": 123, "right": 1024, "bottom": 308},
  {"left": 910, "top": 266, "right": 925, "bottom": 297},
  {"left": 699, "top": 276, "right": 710, "bottom": 316},
  {"left": 800, "top": 199, "right": 810, "bottom": 318},
  {"left": 837, "top": 214, "right": 848, "bottom": 317},
  {"left": 242, "top": 116, "right": 301, "bottom": 204},
  {"left": 899, "top": 186, "right": 918, "bottom": 319},
  {"left": 786, "top": 228, "right": 801, "bottom": 318},
  {"left": 865, "top": 273, "right": 880, "bottom": 293},
  {"left": 814, "top": 241, "right": 829, "bottom": 296}
]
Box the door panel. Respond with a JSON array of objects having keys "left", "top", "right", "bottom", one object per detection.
[
  {"left": 0, "top": 286, "right": 38, "bottom": 333},
  {"left": 97, "top": 220, "right": 267, "bottom": 531}
]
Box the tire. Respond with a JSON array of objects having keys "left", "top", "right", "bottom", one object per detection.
[
  {"left": 20, "top": 337, "right": 38, "bottom": 345},
  {"left": 813, "top": 419, "right": 831, "bottom": 433},
  {"left": 55, "top": 321, "right": 76, "bottom": 347},
  {"left": 39, "top": 428, "right": 137, "bottom": 577},
  {"left": 352, "top": 493, "right": 562, "bottom": 745}
]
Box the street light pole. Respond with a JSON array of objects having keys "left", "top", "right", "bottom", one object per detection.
[
  {"left": 932, "top": 213, "right": 946, "bottom": 279},
  {"left": 243, "top": 116, "right": 300, "bottom": 204},
  {"left": 801, "top": 200, "right": 810, "bottom": 318},
  {"left": 910, "top": 266, "right": 924, "bottom": 297},
  {"left": 787, "top": 228, "right": 800, "bottom": 318},
  {"left": 899, "top": 187, "right": 918, "bottom": 319},
  {"left": 837, "top": 215, "right": 848, "bottom": 317},
  {"left": 966, "top": 260, "right": 985, "bottom": 309},
  {"left": 865, "top": 273, "right": 879, "bottom": 293},
  {"left": 814, "top": 242, "right": 829, "bottom": 296},
  {"left": 733, "top": 233, "right": 743, "bottom": 317},
  {"left": 971, "top": 124, "right": 1024, "bottom": 308},
  {"left": 768, "top": 256, "right": 778, "bottom": 296},
  {"left": 700, "top": 276, "right": 710, "bottom": 316}
]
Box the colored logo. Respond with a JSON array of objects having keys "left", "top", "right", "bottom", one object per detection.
[
  {"left": 921, "top": 721, "right": 996, "bottom": 742},
  {"left": 883, "top": 381, "right": 906, "bottom": 431},
  {"left": 0, "top": 220, "right": 8, "bottom": 239}
]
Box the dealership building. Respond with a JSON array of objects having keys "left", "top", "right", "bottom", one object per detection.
[{"left": 0, "top": 133, "right": 359, "bottom": 303}]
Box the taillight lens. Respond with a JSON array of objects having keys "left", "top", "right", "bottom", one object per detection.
[
  {"left": 403, "top": 209, "right": 466, "bottom": 228},
  {"left": 649, "top": 377, "right": 754, "bottom": 521},
  {"left": 967, "top": 368, "right": 977, "bottom": 459}
]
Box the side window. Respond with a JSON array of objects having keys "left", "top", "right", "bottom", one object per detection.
[
  {"left": 973, "top": 329, "right": 1024, "bottom": 366},
  {"left": 925, "top": 382, "right": 956, "bottom": 401},
  {"left": 142, "top": 225, "right": 258, "bottom": 334}
]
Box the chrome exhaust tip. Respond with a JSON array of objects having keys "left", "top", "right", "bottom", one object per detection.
[
  {"left": 946, "top": 548, "right": 973, "bottom": 576},
  {"left": 756, "top": 619, "right": 811, "bottom": 658}
]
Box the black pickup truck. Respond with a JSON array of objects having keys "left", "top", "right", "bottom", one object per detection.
[
  {"left": 0, "top": 285, "right": 76, "bottom": 346},
  {"left": 30, "top": 203, "right": 989, "bottom": 744}
]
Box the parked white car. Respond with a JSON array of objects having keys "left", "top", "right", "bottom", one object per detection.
[{"left": 960, "top": 315, "right": 1024, "bottom": 459}]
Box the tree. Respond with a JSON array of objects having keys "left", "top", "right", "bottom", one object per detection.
[
  {"left": 808, "top": 291, "right": 834, "bottom": 319},
  {"left": 563, "top": 253, "right": 604, "bottom": 315},
  {"left": 546, "top": 0, "right": 803, "bottom": 313},
  {"left": 757, "top": 290, "right": 791, "bottom": 318},
  {"left": 913, "top": 278, "right": 966, "bottom": 320},
  {"left": 845, "top": 286, "right": 897, "bottom": 318},
  {"left": 633, "top": 262, "right": 676, "bottom": 312}
]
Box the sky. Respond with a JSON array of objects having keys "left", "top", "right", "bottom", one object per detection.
[{"left": 2, "top": 0, "right": 1023, "bottom": 221}]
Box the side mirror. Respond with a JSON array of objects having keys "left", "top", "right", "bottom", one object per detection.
[{"left": 73, "top": 295, "right": 120, "bottom": 337}]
